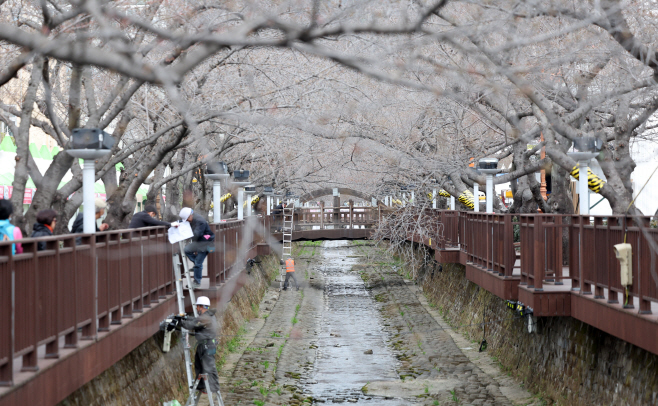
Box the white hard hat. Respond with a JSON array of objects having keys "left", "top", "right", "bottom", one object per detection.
[
  {"left": 179, "top": 207, "right": 193, "bottom": 220},
  {"left": 195, "top": 296, "right": 210, "bottom": 307}
]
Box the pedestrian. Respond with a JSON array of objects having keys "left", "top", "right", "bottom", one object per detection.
[
  {"left": 179, "top": 207, "right": 215, "bottom": 289},
  {"left": 71, "top": 198, "right": 110, "bottom": 233},
  {"left": 129, "top": 204, "right": 172, "bottom": 228},
  {"left": 173, "top": 296, "right": 221, "bottom": 397},
  {"left": 283, "top": 256, "right": 299, "bottom": 291},
  {"left": 0, "top": 199, "right": 22, "bottom": 255},
  {"left": 31, "top": 209, "right": 57, "bottom": 251}
]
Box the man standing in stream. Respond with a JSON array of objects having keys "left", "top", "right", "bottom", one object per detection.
[{"left": 283, "top": 256, "right": 299, "bottom": 291}]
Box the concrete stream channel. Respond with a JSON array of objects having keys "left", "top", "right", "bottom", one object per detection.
[{"left": 205, "top": 240, "right": 536, "bottom": 406}]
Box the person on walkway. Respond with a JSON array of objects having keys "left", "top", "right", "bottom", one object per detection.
[
  {"left": 283, "top": 256, "right": 299, "bottom": 291},
  {"left": 31, "top": 209, "right": 57, "bottom": 251},
  {"left": 0, "top": 199, "right": 22, "bottom": 254},
  {"left": 174, "top": 296, "right": 221, "bottom": 396},
  {"left": 180, "top": 207, "right": 215, "bottom": 289},
  {"left": 71, "top": 198, "right": 109, "bottom": 233},
  {"left": 129, "top": 204, "right": 172, "bottom": 228}
]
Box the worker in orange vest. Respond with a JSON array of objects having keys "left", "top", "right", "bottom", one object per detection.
[{"left": 283, "top": 257, "right": 299, "bottom": 291}]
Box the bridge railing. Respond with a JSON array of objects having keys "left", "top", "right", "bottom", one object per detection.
[
  {"left": 0, "top": 227, "right": 173, "bottom": 385},
  {"left": 429, "top": 211, "right": 658, "bottom": 311},
  {"left": 458, "top": 213, "right": 517, "bottom": 278},
  {"left": 0, "top": 216, "right": 267, "bottom": 387},
  {"left": 206, "top": 217, "right": 268, "bottom": 287},
  {"left": 569, "top": 215, "right": 658, "bottom": 313},
  {"left": 517, "top": 215, "right": 571, "bottom": 289},
  {"left": 438, "top": 210, "right": 460, "bottom": 249},
  {"left": 272, "top": 206, "right": 379, "bottom": 231}
]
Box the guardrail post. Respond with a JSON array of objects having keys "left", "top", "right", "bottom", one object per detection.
[
  {"left": 533, "top": 215, "right": 544, "bottom": 291},
  {"left": 486, "top": 214, "right": 493, "bottom": 271},
  {"left": 20, "top": 241, "right": 39, "bottom": 372},
  {"left": 503, "top": 215, "right": 515, "bottom": 278},
  {"left": 569, "top": 215, "right": 581, "bottom": 292},
  {"left": 0, "top": 243, "right": 13, "bottom": 385},
  {"left": 349, "top": 201, "right": 353, "bottom": 229}
]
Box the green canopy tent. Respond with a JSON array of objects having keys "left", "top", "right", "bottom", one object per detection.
[
  {"left": 39, "top": 145, "right": 53, "bottom": 160},
  {"left": 29, "top": 143, "right": 41, "bottom": 159},
  {"left": 0, "top": 137, "right": 16, "bottom": 153}
]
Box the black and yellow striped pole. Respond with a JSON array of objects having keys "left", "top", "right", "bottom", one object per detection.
[
  {"left": 570, "top": 160, "right": 605, "bottom": 214},
  {"left": 458, "top": 190, "right": 475, "bottom": 210},
  {"left": 570, "top": 166, "right": 605, "bottom": 193}
]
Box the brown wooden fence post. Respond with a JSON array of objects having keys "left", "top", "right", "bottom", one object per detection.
[
  {"left": 0, "top": 243, "right": 13, "bottom": 385},
  {"left": 349, "top": 201, "right": 353, "bottom": 229},
  {"left": 503, "top": 215, "right": 515, "bottom": 278},
  {"left": 533, "top": 215, "right": 544, "bottom": 291}
]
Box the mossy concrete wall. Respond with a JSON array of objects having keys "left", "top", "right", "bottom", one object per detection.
[
  {"left": 419, "top": 262, "right": 658, "bottom": 405},
  {"left": 58, "top": 254, "right": 279, "bottom": 406}
]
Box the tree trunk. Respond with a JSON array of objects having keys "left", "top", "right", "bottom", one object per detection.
[{"left": 11, "top": 59, "right": 44, "bottom": 233}]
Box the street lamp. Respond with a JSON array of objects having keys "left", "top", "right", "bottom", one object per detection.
[
  {"left": 430, "top": 179, "right": 438, "bottom": 209},
  {"left": 478, "top": 158, "right": 501, "bottom": 213},
  {"left": 568, "top": 137, "right": 602, "bottom": 215},
  {"left": 232, "top": 170, "right": 250, "bottom": 220},
  {"left": 245, "top": 185, "right": 256, "bottom": 217},
  {"left": 408, "top": 184, "right": 416, "bottom": 206},
  {"left": 285, "top": 191, "right": 297, "bottom": 207},
  {"left": 206, "top": 161, "right": 229, "bottom": 222},
  {"left": 264, "top": 187, "right": 274, "bottom": 215},
  {"left": 66, "top": 128, "right": 115, "bottom": 233},
  {"left": 445, "top": 180, "right": 456, "bottom": 210},
  {"left": 400, "top": 186, "right": 407, "bottom": 207}
]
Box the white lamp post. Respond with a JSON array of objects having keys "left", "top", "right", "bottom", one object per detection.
[
  {"left": 66, "top": 128, "right": 115, "bottom": 233},
  {"left": 450, "top": 196, "right": 455, "bottom": 210},
  {"left": 264, "top": 187, "right": 274, "bottom": 216},
  {"left": 408, "top": 184, "right": 416, "bottom": 206},
  {"left": 473, "top": 183, "right": 480, "bottom": 212},
  {"left": 245, "top": 185, "right": 256, "bottom": 217},
  {"left": 430, "top": 179, "right": 438, "bottom": 209},
  {"left": 206, "top": 162, "right": 229, "bottom": 223},
  {"left": 568, "top": 137, "right": 602, "bottom": 215},
  {"left": 232, "top": 170, "right": 250, "bottom": 220},
  {"left": 479, "top": 158, "right": 501, "bottom": 213}
]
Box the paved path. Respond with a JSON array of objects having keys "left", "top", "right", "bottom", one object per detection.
[{"left": 197, "top": 241, "right": 536, "bottom": 406}]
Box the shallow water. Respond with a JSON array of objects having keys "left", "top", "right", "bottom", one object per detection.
[{"left": 306, "top": 240, "right": 407, "bottom": 405}]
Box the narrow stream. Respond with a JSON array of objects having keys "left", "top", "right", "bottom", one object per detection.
[{"left": 306, "top": 240, "right": 406, "bottom": 404}]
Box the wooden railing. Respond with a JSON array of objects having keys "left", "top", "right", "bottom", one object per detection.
[
  {"left": 4, "top": 207, "right": 658, "bottom": 392},
  {"left": 0, "top": 216, "right": 268, "bottom": 387},
  {"left": 426, "top": 211, "right": 658, "bottom": 312},
  {"left": 271, "top": 206, "right": 380, "bottom": 231}
]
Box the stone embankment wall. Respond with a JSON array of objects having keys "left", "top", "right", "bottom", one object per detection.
[
  {"left": 58, "top": 254, "right": 279, "bottom": 406},
  {"left": 418, "top": 261, "right": 658, "bottom": 405}
]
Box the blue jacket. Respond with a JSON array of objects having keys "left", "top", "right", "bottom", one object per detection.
[{"left": 0, "top": 219, "right": 17, "bottom": 255}]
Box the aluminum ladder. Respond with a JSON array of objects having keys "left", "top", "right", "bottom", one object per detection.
[
  {"left": 280, "top": 204, "right": 295, "bottom": 289},
  {"left": 174, "top": 241, "right": 226, "bottom": 406},
  {"left": 172, "top": 241, "right": 199, "bottom": 393},
  {"left": 184, "top": 374, "right": 225, "bottom": 406}
]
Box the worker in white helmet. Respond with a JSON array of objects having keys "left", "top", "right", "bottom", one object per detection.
[{"left": 172, "top": 296, "right": 220, "bottom": 395}]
